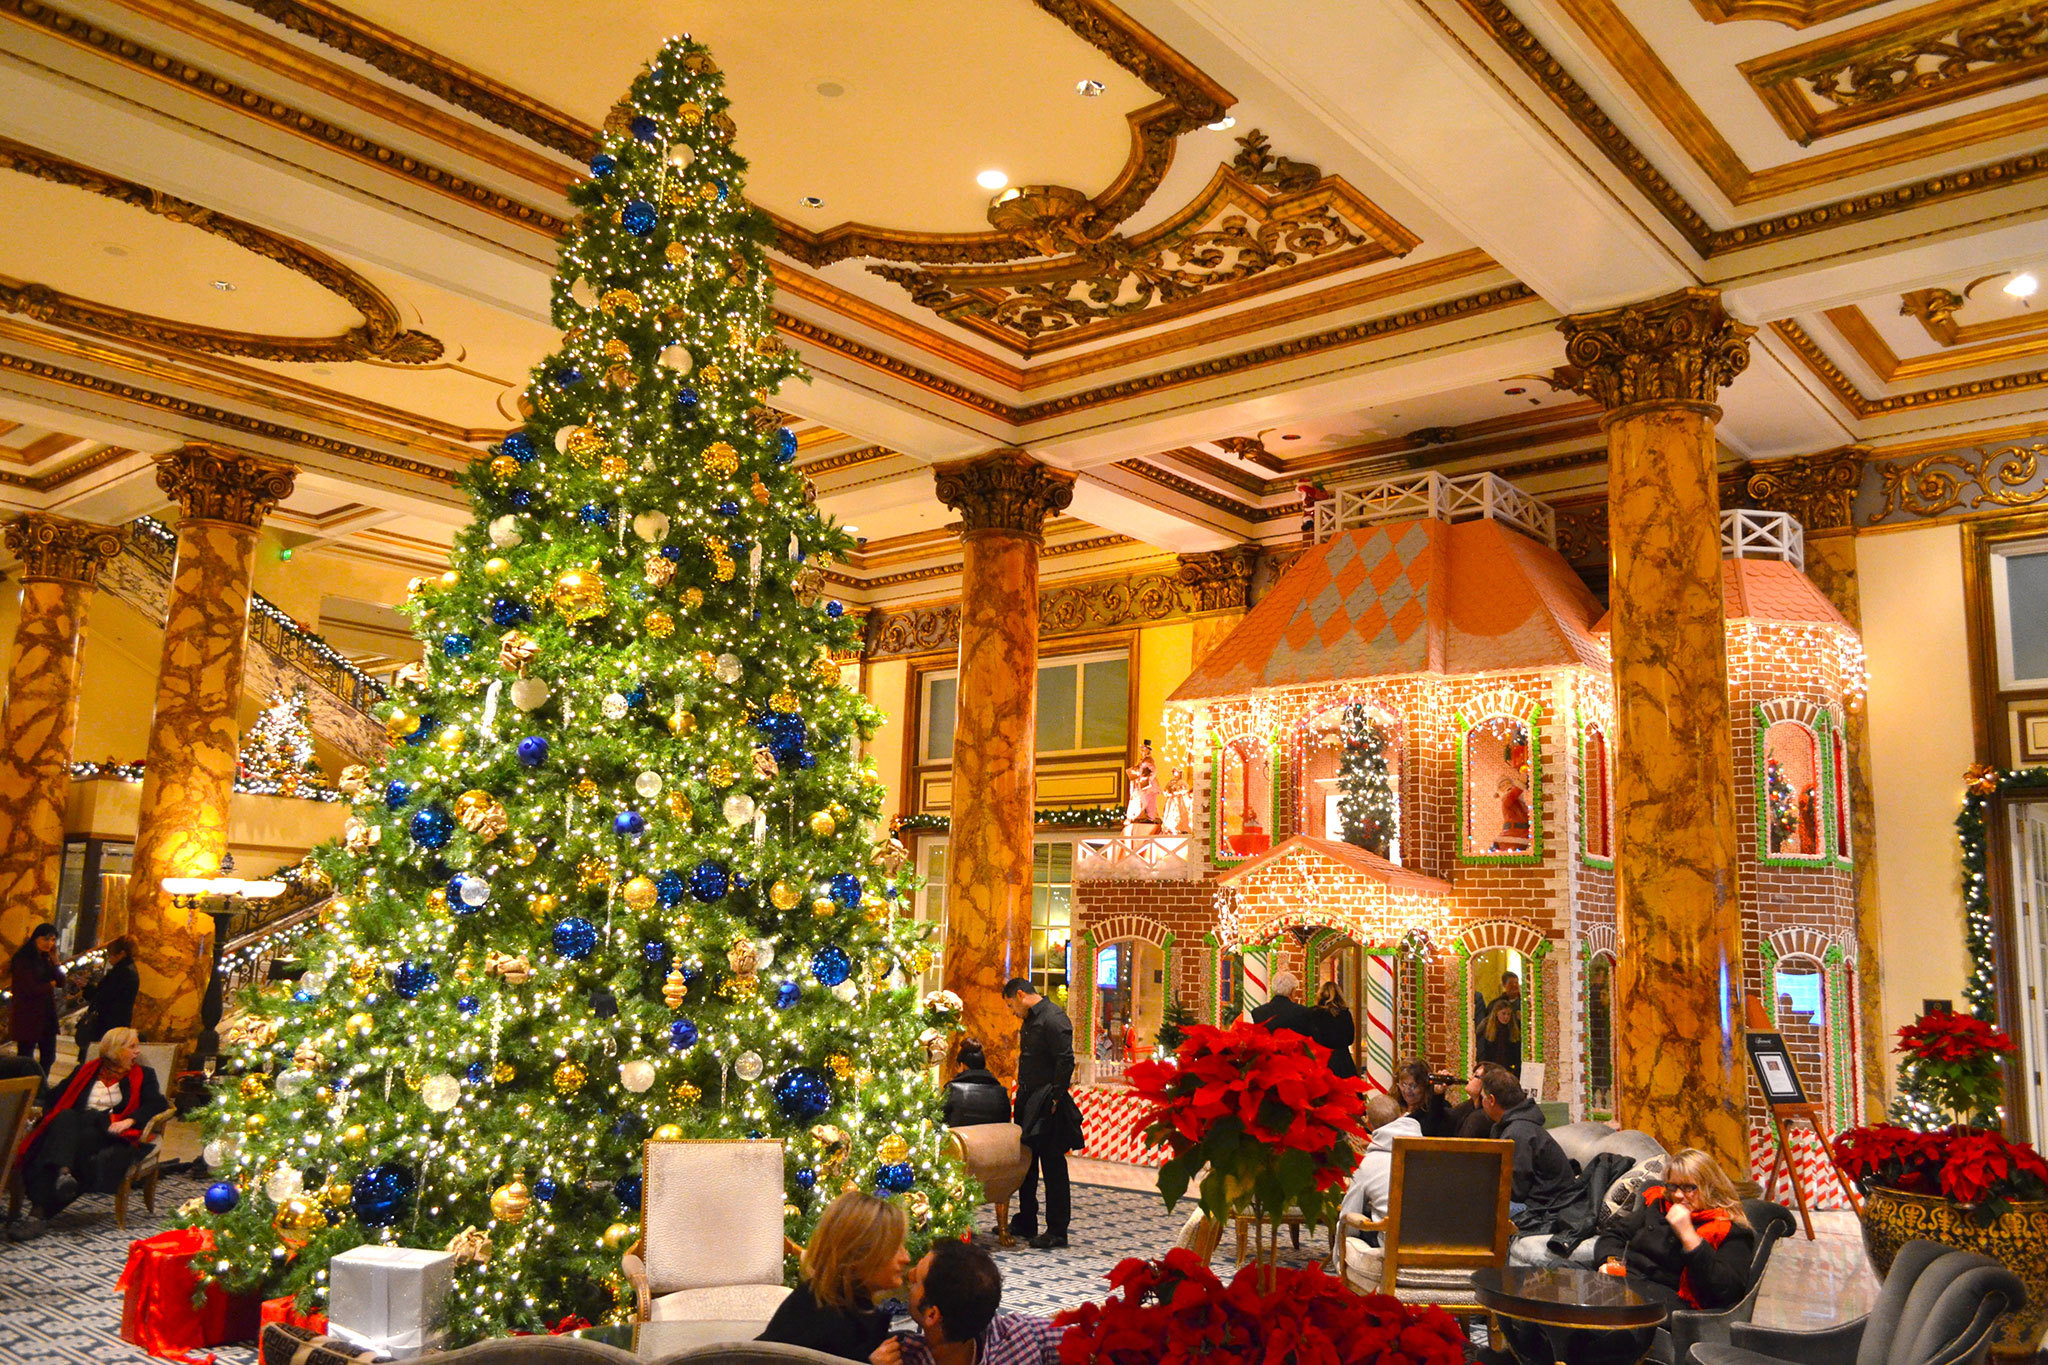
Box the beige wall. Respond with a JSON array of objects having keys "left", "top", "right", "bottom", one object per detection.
[
  {"left": 1859, "top": 522, "right": 1977, "bottom": 1088},
  {"left": 864, "top": 657, "right": 910, "bottom": 829},
  {"left": 1135, "top": 620, "right": 1194, "bottom": 770}
]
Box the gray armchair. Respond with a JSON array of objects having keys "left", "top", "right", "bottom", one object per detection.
[
  {"left": 1647, "top": 1199, "right": 1795, "bottom": 1364},
  {"left": 1340, "top": 1136, "right": 1514, "bottom": 1325},
  {"left": 1692, "top": 1240, "right": 2025, "bottom": 1365}
]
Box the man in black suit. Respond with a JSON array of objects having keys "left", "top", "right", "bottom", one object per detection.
[
  {"left": 1003, "top": 978, "right": 1078, "bottom": 1250},
  {"left": 1250, "top": 970, "right": 1316, "bottom": 1042},
  {"left": 78, "top": 938, "right": 138, "bottom": 1050}
]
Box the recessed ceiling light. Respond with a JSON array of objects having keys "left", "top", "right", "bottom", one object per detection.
[
  {"left": 101, "top": 243, "right": 127, "bottom": 258},
  {"left": 1281, "top": 433, "right": 1302, "bottom": 441},
  {"left": 844, "top": 526, "right": 860, "bottom": 535},
  {"left": 2006, "top": 272, "right": 2039, "bottom": 300},
  {"left": 211, "top": 280, "right": 236, "bottom": 292},
  {"left": 976, "top": 169, "right": 1009, "bottom": 191},
  {"left": 1076, "top": 79, "right": 1105, "bottom": 97},
  {"left": 1207, "top": 116, "right": 1236, "bottom": 131},
  {"left": 800, "top": 195, "right": 825, "bottom": 209},
  {"left": 815, "top": 80, "right": 846, "bottom": 98}
]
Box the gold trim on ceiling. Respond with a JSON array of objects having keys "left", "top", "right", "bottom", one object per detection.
[
  {"left": 1688, "top": 0, "right": 1889, "bottom": 26},
  {"left": 1776, "top": 317, "right": 2048, "bottom": 416},
  {"left": 1740, "top": 0, "right": 2048, "bottom": 146},
  {"left": 1901, "top": 281, "right": 2048, "bottom": 347},
  {"left": 0, "top": 136, "right": 442, "bottom": 366},
  {"left": 0, "top": 442, "right": 137, "bottom": 492},
  {"left": 1823, "top": 303, "right": 2048, "bottom": 384},
  {"left": 865, "top": 133, "right": 1422, "bottom": 356}
]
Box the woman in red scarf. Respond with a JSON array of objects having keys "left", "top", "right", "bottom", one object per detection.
[{"left": 17, "top": 1027, "right": 167, "bottom": 1231}]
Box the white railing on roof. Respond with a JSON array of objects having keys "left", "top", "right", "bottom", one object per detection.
[
  {"left": 1075, "top": 833, "right": 1199, "bottom": 881},
  {"left": 1312, "top": 470, "right": 1556, "bottom": 547},
  {"left": 1720, "top": 509, "right": 1803, "bottom": 568}
]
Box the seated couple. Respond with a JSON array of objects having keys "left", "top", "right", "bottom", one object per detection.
[{"left": 759, "top": 1190, "right": 1058, "bottom": 1365}]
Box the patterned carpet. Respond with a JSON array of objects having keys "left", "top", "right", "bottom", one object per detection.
[{"left": 0, "top": 1174, "right": 1267, "bottom": 1364}]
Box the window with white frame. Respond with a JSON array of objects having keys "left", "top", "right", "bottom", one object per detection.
[
  {"left": 1991, "top": 539, "right": 2048, "bottom": 690},
  {"left": 1030, "top": 839, "right": 1075, "bottom": 999},
  {"left": 918, "top": 650, "right": 1128, "bottom": 764},
  {"left": 916, "top": 838, "right": 948, "bottom": 988}
]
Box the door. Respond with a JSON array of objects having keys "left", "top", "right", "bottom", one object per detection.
[{"left": 2009, "top": 802, "right": 2048, "bottom": 1142}]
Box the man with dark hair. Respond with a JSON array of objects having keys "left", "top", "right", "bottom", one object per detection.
[
  {"left": 1480, "top": 1066, "right": 1575, "bottom": 1232},
  {"left": 899, "top": 1241, "right": 1058, "bottom": 1365},
  {"left": 1002, "top": 977, "right": 1078, "bottom": 1249},
  {"left": 78, "top": 938, "right": 138, "bottom": 1048},
  {"left": 942, "top": 1039, "right": 1010, "bottom": 1128},
  {"left": 1445, "top": 1061, "right": 1505, "bottom": 1140}
]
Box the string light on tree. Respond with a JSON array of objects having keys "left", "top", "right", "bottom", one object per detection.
[{"left": 238, "top": 685, "right": 333, "bottom": 799}]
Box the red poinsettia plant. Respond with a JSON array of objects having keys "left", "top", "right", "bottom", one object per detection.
[
  {"left": 1055, "top": 1249, "right": 1466, "bottom": 1365},
  {"left": 1833, "top": 1010, "right": 2048, "bottom": 1221},
  {"left": 1126, "top": 1019, "right": 1368, "bottom": 1245}
]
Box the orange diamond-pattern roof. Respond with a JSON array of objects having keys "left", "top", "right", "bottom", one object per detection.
[
  {"left": 1591, "top": 558, "right": 1849, "bottom": 632},
  {"left": 1169, "top": 517, "right": 1605, "bottom": 702}
]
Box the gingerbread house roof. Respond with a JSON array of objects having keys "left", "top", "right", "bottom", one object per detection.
[
  {"left": 1216, "top": 834, "right": 1455, "bottom": 898},
  {"left": 1591, "top": 558, "right": 1849, "bottom": 633},
  {"left": 1168, "top": 516, "right": 1606, "bottom": 703}
]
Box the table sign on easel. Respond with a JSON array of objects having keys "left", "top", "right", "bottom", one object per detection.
[{"left": 1742, "top": 996, "right": 1861, "bottom": 1239}]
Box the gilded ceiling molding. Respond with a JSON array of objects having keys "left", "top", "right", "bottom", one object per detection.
[
  {"left": 1823, "top": 303, "right": 2048, "bottom": 384},
  {"left": 771, "top": 311, "right": 1015, "bottom": 421},
  {"left": 0, "top": 349, "right": 456, "bottom": 484},
  {"left": 0, "top": 0, "right": 571, "bottom": 237},
  {"left": 1871, "top": 442, "right": 2048, "bottom": 521},
  {"left": 2, "top": 512, "right": 124, "bottom": 584},
  {"left": 1775, "top": 318, "right": 2048, "bottom": 416},
  {"left": 1557, "top": 288, "right": 1756, "bottom": 417},
  {"left": 1112, "top": 458, "right": 1297, "bottom": 522},
  {"left": 1689, "top": 0, "right": 1888, "bottom": 26},
  {"left": 867, "top": 132, "right": 1421, "bottom": 354},
  {"left": 1740, "top": 1, "right": 2048, "bottom": 145},
  {"left": 1901, "top": 283, "right": 2048, "bottom": 348},
  {"left": 0, "top": 136, "right": 441, "bottom": 366},
  {"left": 1745, "top": 446, "right": 1869, "bottom": 532},
  {"left": 0, "top": 442, "right": 136, "bottom": 493},
  {"left": 797, "top": 445, "right": 897, "bottom": 477},
  {"left": 845, "top": 532, "right": 1136, "bottom": 593}
]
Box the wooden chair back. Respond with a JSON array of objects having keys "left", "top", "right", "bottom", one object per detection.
[
  {"left": 1380, "top": 1136, "right": 1514, "bottom": 1290},
  {"left": 0, "top": 1074, "right": 39, "bottom": 1195}
]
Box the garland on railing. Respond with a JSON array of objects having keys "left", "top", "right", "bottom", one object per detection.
[
  {"left": 892, "top": 804, "right": 1126, "bottom": 834},
  {"left": 68, "top": 759, "right": 346, "bottom": 802}
]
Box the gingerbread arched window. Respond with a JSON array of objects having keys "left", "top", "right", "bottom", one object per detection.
[
  {"left": 1463, "top": 715, "right": 1539, "bottom": 862},
  {"left": 1759, "top": 719, "right": 1825, "bottom": 862}
]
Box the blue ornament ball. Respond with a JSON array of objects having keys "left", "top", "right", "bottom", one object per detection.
[
  {"left": 393, "top": 960, "right": 437, "bottom": 999},
  {"left": 876, "top": 1162, "right": 917, "bottom": 1194},
  {"left": 777, "top": 427, "right": 798, "bottom": 460},
  {"left": 655, "top": 870, "right": 686, "bottom": 907},
  {"left": 629, "top": 115, "right": 659, "bottom": 143},
  {"left": 589, "top": 153, "right": 616, "bottom": 177},
  {"left": 775, "top": 980, "right": 801, "bottom": 1009},
  {"left": 533, "top": 1177, "right": 557, "bottom": 1203},
  {"left": 403, "top": 715, "right": 439, "bottom": 747},
  {"left": 688, "top": 860, "right": 729, "bottom": 903},
  {"left": 613, "top": 810, "right": 646, "bottom": 837},
  {"left": 441, "top": 633, "right": 473, "bottom": 658},
  {"left": 830, "top": 873, "right": 863, "bottom": 910},
  {"left": 502, "top": 432, "right": 536, "bottom": 463},
  {"left": 509, "top": 490, "right": 532, "bottom": 509},
  {"left": 203, "top": 1181, "right": 239, "bottom": 1214},
  {"left": 620, "top": 200, "right": 657, "bottom": 236},
  {"left": 642, "top": 938, "right": 670, "bottom": 964},
  {"left": 466, "top": 1062, "right": 487, "bottom": 1084},
  {"left": 675, "top": 387, "right": 699, "bottom": 412},
  {"left": 795, "top": 750, "right": 817, "bottom": 770},
  {"left": 410, "top": 806, "right": 454, "bottom": 849},
  {"left": 491, "top": 597, "right": 530, "bottom": 628},
  {"left": 579, "top": 503, "right": 610, "bottom": 526},
  {"left": 826, "top": 600, "right": 844, "bottom": 618},
  {"left": 516, "top": 735, "right": 549, "bottom": 768},
  {"left": 457, "top": 994, "right": 480, "bottom": 1016},
  {"left": 384, "top": 780, "right": 412, "bottom": 810},
  {"left": 615, "top": 1174, "right": 643, "bottom": 1211},
  {"left": 626, "top": 685, "right": 647, "bottom": 707},
  {"left": 810, "top": 945, "right": 851, "bottom": 987},
  {"left": 668, "top": 1018, "right": 698, "bottom": 1050},
  {"left": 660, "top": 544, "right": 683, "bottom": 561},
  {"left": 794, "top": 1167, "right": 816, "bottom": 1192},
  {"left": 552, "top": 917, "right": 598, "bottom": 960},
  {"left": 558, "top": 368, "right": 584, "bottom": 386},
  {"left": 773, "top": 1067, "right": 833, "bottom": 1122},
  {"left": 717, "top": 499, "right": 740, "bottom": 517},
  {"left": 351, "top": 1163, "right": 416, "bottom": 1228}
]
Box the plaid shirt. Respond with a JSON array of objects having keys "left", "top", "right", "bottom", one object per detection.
[{"left": 895, "top": 1312, "right": 1060, "bottom": 1365}]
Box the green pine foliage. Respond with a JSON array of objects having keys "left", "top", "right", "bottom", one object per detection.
[
  {"left": 185, "top": 38, "right": 967, "bottom": 1339},
  {"left": 1336, "top": 706, "right": 1397, "bottom": 858}
]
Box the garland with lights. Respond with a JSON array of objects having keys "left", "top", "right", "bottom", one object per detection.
[
  {"left": 181, "top": 40, "right": 967, "bottom": 1340},
  {"left": 68, "top": 758, "right": 345, "bottom": 803},
  {"left": 1336, "top": 705, "right": 1396, "bottom": 857},
  {"left": 238, "top": 686, "right": 334, "bottom": 799},
  {"left": 892, "top": 804, "right": 1124, "bottom": 835}
]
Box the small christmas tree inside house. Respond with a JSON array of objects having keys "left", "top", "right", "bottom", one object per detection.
[
  {"left": 1337, "top": 705, "right": 1397, "bottom": 859},
  {"left": 238, "top": 685, "right": 331, "bottom": 799},
  {"left": 186, "top": 38, "right": 966, "bottom": 1340}
]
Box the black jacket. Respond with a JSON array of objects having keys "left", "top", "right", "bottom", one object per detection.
[
  {"left": 1015, "top": 997, "right": 1074, "bottom": 1099},
  {"left": 1409, "top": 1088, "right": 1454, "bottom": 1138},
  {"left": 1250, "top": 996, "right": 1317, "bottom": 1044},
  {"left": 1306, "top": 1007, "right": 1358, "bottom": 1079},
  {"left": 1491, "top": 1097, "right": 1578, "bottom": 1231},
  {"left": 756, "top": 1280, "right": 892, "bottom": 1362},
  {"left": 1594, "top": 1197, "right": 1757, "bottom": 1311},
  {"left": 943, "top": 1067, "right": 1011, "bottom": 1128},
  {"left": 1447, "top": 1098, "right": 1493, "bottom": 1140},
  {"left": 80, "top": 958, "right": 138, "bottom": 1045}
]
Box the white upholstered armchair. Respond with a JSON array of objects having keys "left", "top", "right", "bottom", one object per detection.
[{"left": 622, "top": 1139, "right": 794, "bottom": 1330}]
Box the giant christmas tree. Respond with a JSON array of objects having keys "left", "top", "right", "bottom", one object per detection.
[{"left": 187, "top": 38, "right": 968, "bottom": 1337}]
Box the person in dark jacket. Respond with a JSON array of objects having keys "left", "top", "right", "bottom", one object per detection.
[
  {"left": 757, "top": 1191, "right": 909, "bottom": 1363},
  {"left": 1445, "top": 1062, "right": 1505, "bottom": 1140},
  {"left": 1249, "top": 971, "right": 1317, "bottom": 1042},
  {"left": 77, "top": 937, "right": 138, "bottom": 1050},
  {"left": 1308, "top": 981, "right": 1359, "bottom": 1079},
  {"left": 15, "top": 1028, "right": 166, "bottom": 1234},
  {"left": 1003, "top": 978, "right": 1076, "bottom": 1249},
  {"left": 1475, "top": 996, "right": 1522, "bottom": 1075},
  {"left": 1481, "top": 1068, "right": 1576, "bottom": 1233},
  {"left": 942, "top": 1039, "right": 1011, "bottom": 1128},
  {"left": 1396, "top": 1059, "right": 1454, "bottom": 1137},
  {"left": 8, "top": 923, "right": 64, "bottom": 1074}
]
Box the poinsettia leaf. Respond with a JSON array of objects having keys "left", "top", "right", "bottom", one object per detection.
[{"left": 1157, "top": 1155, "right": 1191, "bottom": 1211}]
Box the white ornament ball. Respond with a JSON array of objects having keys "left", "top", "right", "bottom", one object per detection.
[
  {"left": 635, "top": 771, "right": 664, "bottom": 799},
  {"left": 833, "top": 981, "right": 859, "bottom": 1004},
  {"left": 510, "top": 678, "right": 551, "bottom": 712},
  {"left": 657, "top": 346, "right": 694, "bottom": 376},
  {"left": 667, "top": 144, "right": 695, "bottom": 170},
  {"left": 569, "top": 278, "right": 599, "bottom": 310},
  {"left": 421, "top": 1074, "right": 462, "bottom": 1113},
  {"left": 715, "top": 654, "right": 743, "bottom": 684},
  {"left": 300, "top": 971, "right": 328, "bottom": 995},
  {"left": 456, "top": 874, "right": 491, "bottom": 907},
  {"left": 488, "top": 515, "right": 524, "bottom": 549},
  {"left": 202, "top": 1140, "right": 229, "bottom": 1168},
  {"left": 722, "top": 794, "right": 755, "bottom": 826},
  {"left": 754, "top": 941, "right": 776, "bottom": 972},
  {"left": 274, "top": 1069, "right": 309, "bottom": 1098},
  {"left": 264, "top": 1167, "right": 304, "bottom": 1203},
  {"left": 619, "top": 1060, "right": 656, "bottom": 1093},
  {"left": 734, "top": 1051, "right": 764, "bottom": 1082},
  {"left": 601, "top": 692, "right": 629, "bottom": 721},
  {"left": 631, "top": 510, "right": 671, "bottom": 542}
]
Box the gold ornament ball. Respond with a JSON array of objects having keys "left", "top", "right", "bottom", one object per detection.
[
  {"left": 490, "top": 1179, "right": 532, "bottom": 1224},
  {"left": 598, "top": 453, "right": 629, "bottom": 480},
  {"left": 828, "top": 802, "right": 850, "bottom": 823},
  {"left": 427, "top": 887, "right": 449, "bottom": 915},
  {"left": 876, "top": 1135, "right": 911, "bottom": 1165},
  {"left": 683, "top": 587, "right": 706, "bottom": 610},
  {"left": 671, "top": 1081, "right": 702, "bottom": 1105},
  {"left": 622, "top": 876, "right": 658, "bottom": 912},
  {"left": 489, "top": 454, "right": 522, "bottom": 480},
  {"left": 273, "top": 1195, "right": 325, "bottom": 1242},
  {"left": 770, "top": 690, "right": 800, "bottom": 714},
  {"left": 532, "top": 893, "right": 559, "bottom": 919},
  {"left": 385, "top": 710, "right": 421, "bottom": 740},
  {"left": 493, "top": 1061, "right": 517, "bottom": 1084},
  {"left": 243, "top": 1112, "right": 267, "bottom": 1132},
  {"left": 576, "top": 777, "right": 600, "bottom": 799},
  {"left": 553, "top": 1059, "right": 588, "bottom": 1094},
  {"left": 666, "top": 791, "right": 693, "bottom": 822},
  {"left": 808, "top": 810, "right": 837, "bottom": 838},
  {"left": 601, "top": 1222, "right": 635, "bottom": 1250},
  {"left": 349, "top": 959, "right": 376, "bottom": 985},
  {"left": 484, "top": 557, "right": 511, "bottom": 577},
  {"left": 669, "top": 710, "right": 697, "bottom": 736},
  {"left": 707, "top": 761, "right": 735, "bottom": 788},
  {"left": 769, "top": 880, "right": 802, "bottom": 911},
  {"left": 320, "top": 1181, "right": 353, "bottom": 1208},
  {"left": 440, "top": 570, "right": 461, "bottom": 588},
  {"left": 314, "top": 1086, "right": 335, "bottom": 1104},
  {"left": 702, "top": 441, "right": 739, "bottom": 476},
  {"left": 812, "top": 656, "right": 841, "bottom": 684},
  {"left": 644, "top": 611, "right": 674, "bottom": 638},
  {"left": 508, "top": 837, "right": 538, "bottom": 867},
  {"left": 826, "top": 1054, "right": 853, "bottom": 1079},
  {"left": 437, "top": 725, "right": 469, "bottom": 752},
  {"left": 652, "top": 1124, "right": 684, "bottom": 1141},
  {"left": 811, "top": 898, "right": 837, "bottom": 919},
  {"left": 551, "top": 569, "right": 611, "bottom": 622},
  {"left": 345, "top": 1012, "right": 374, "bottom": 1039},
  {"left": 341, "top": 1124, "right": 368, "bottom": 1149},
  {"left": 239, "top": 1075, "right": 268, "bottom": 1101},
  {"left": 577, "top": 857, "right": 610, "bottom": 889}
]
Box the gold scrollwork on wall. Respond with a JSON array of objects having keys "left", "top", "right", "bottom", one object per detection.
[
  {"left": 0, "top": 136, "right": 441, "bottom": 366},
  {"left": 1872, "top": 442, "right": 2048, "bottom": 522}
]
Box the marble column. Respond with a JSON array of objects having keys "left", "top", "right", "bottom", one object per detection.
[
  {"left": 933, "top": 450, "right": 1076, "bottom": 1084},
  {"left": 0, "top": 515, "right": 125, "bottom": 956},
  {"left": 128, "top": 445, "right": 296, "bottom": 1043},
  {"left": 1562, "top": 289, "right": 1755, "bottom": 1174}
]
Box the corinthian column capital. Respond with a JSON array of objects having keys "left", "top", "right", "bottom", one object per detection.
[
  {"left": 1559, "top": 288, "right": 1755, "bottom": 421},
  {"left": 933, "top": 449, "right": 1076, "bottom": 544},
  {"left": 2, "top": 513, "right": 125, "bottom": 585},
  {"left": 154, "top": 444, "right": 297, "bottom": 527}
]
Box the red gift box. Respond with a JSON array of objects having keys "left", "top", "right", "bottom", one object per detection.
[
  {"left": 261, "top": 1294, "right": 330, "bottom": 1336},
  {"left": 117, "top": 1228, "right": 261, "bottom": 1364}
]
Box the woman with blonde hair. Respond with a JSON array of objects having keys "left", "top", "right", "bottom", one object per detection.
[
  {"left": 14, "top": 1027, "right": 165, "bottom": 1235},
  {"left": 757, "top": 1190, "right": 910, "bottom": 1363}
]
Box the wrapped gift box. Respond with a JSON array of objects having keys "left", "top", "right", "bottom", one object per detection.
[{"left": 327, "top": 1246, "right": 455, "bottom": 1360}]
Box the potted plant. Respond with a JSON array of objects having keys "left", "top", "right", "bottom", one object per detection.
[{"left": 1833, "top": 1010, "right": 2048, "bottom": 1359}]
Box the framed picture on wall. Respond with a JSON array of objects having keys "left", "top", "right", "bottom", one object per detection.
[{"left": 1744, "top": 1031, "right": 1809, "bottom": 1106}]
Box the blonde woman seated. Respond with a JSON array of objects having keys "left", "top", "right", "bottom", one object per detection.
[
  {"left": 16, "top": 1028, "right": 166, "bottom": 1227},
  {"left": 758, "top": 1190, "right": 911, "bottom": 1364}
]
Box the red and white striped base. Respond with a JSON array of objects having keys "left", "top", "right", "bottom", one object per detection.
[{"left": 1747, "top": 1122, "right": 1853, "bottom": 1212}]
